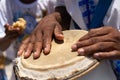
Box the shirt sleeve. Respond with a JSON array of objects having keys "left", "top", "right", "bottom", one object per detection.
[
  {"left": 54, "top": 0, "right": 65, "bottom": 7},
  {"left": 0, "top": 0, "right": 13, "bottom": 38},
  {"left": 0, "top": 8, "right": 6, "bottom": 38}
]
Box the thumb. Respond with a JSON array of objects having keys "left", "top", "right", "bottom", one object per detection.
[
  {"left": 4, "top": 23, "right": 11, "bottom": 30},
  {"left": 54, "top": 23, "right": 64, "bottom": 40}
]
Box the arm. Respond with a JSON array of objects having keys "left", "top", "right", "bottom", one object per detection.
[
  {"left": 0, "top": 24, "right": 22, "bottom": 51},
  {"left": 0, "top": 5, "right": 23, "bottom": 51}
]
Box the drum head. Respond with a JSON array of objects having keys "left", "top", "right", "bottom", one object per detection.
[{"left": 15, "top": 30, "right": 99, "bottom": 80}]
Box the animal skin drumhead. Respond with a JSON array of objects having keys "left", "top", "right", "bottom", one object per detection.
[{"left": 15, "top": 30, "right": 99, "bottom": 80}]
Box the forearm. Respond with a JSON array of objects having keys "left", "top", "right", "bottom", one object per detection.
[
  {"left": 55, "top": 6, "right": 71, "bottom": 30},
  {"left": 0, "top": 37, "right": 13, "bottom": 51}
]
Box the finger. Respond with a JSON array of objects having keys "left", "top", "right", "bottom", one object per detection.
[
  {"left": 6, "top": 33, "right": 19, "bottom": 39},
  {"left": 42, "top": 28, "right": 53, "bottom": 55},
  {"left": 24, "top": 34, "right": 36, "bottom": 58},
  {"left": 18, "top": 44, "right": 27, "bottom": 56},
  {"left": 54, "top": 23, "right": 64, "bottom": 40},
  {"left": 71, "top": 34, "right": 114, "bottom": 51},
  {"left": 93, "top": 50, "right": 120, "bottom": 60},
  {"left": 17, "top": 37, "right": 30, "bottom": 56},
  {"left": 4, "top": 24, "right": 10, "bottom": 29},
  {"left": 24, "top": 43, "right": 33, "bottom": 59},
  {"left": 5, "top": 24, "right": 20, "bottom": 31},
  {"left": 33, "top": 41, "right": 42, "bottom": 59},
  {"left": 77, "top": 42, "right": 116, "bottom": 56},
  {"left": 79, "top": 27, "right": 114, "bottom": 41},
  {"left": 5, "top": 25, "right": 21, "bottom": 35},
  {"left": 33, "top": 31, "right": 43, "bottom": 59}
]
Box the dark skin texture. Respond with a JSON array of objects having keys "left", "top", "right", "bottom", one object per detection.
[
  {"left": 0, "top": 24, "right": 22, "bottom": 51},
  {"left": 18, "top": 6, "right": 71, "bottom": 59},
  {"left": 18, "top": 6, "right": 120, "bottom": 60},
  {"left": 71, "top": 27, "right": 120, "bottom": 60}
]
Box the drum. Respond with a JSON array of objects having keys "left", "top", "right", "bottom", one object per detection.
[{"left": 14, "top": 30, "right": 116, "bottom": 80}]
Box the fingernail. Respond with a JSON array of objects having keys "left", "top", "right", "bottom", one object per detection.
[
  {"left": 33, "top": 52, "right": 37, "bottom": 59},
  {"left": 17, "top": 50, "right": 22, "bottom": 56},
  {"left": 78, "top": 48, "right": 84, "bottom": 55},
  {"left": 24, "top": 52, "right": 27, "bottom": 56},
  {"left": 78, "top": 48, "right": 84, "bottom": 53},
  {"left": 24, "top": 52, "right": 28, "bottom": 59},
  {"left": 59, "top": 34, "right": 63, "bottom": 37},
  {"left": 57, "top": 34, "right": 64, "bottom": 40},
  {"left": 94, "top": 52, "right": 103, "bottom": 59},
  {"left": 93, "top": 53, "right": 103, "bottom": 61},
  {"left": 44, "top": 48, "right": 49, "bottom": 55},
  {"left": 71, "top": 44, "right": 77, "bottom": 51},
  {"left": 17, "top": 51, "right": 20, "bottom": 56},
  {"left": 94, "top": 53, "right": 99, "bottom": 57}
]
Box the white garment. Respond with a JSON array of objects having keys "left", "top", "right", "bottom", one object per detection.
[
  {"left": 0, "top": 0, "right": 56, "bottom": 80},
  {"left": 56, "top": 0, "right": 120, "bottom": 31},
  {"left": 55, "top": 0, "right": 118, "bottom": 80},
  {"left": 0, "top": 0, "right": 56, "bottom": 38}
]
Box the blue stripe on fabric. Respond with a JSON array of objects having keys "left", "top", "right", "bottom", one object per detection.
[
  {"left": 89, "top": 0, "right": 112, "bottom": 29},
  {"left": 112, "top": 60, "right": 120, "bottom": 80},
  {"left": 89, "top": 0, "right": 94, "bottom": 4},
  {"left": 83, "top": 10, "right": 90, "bottom": 17},
  {"left": 78, "top": 0, "right": 87, "bottom": 6},
  {"left": 77, "top": 0, "right": 96, "bottom": 29},
  {"left": 0, "top": 69, "right": 7, "bottom": 80}
]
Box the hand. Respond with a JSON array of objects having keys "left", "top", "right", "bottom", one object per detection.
[
  {"left": 0, "top": 24, "right": 22, "bottom": 51},
  {"left": 5, "top": 24, "right": 22, "bottom": 39},
  {"left": 71, "top": 26, "right": 120, "bottom": 60},
  {"left": 18, "top": 12, "right": 64, "bottom": 59}
]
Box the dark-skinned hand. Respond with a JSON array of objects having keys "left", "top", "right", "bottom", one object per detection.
[
  {"left": 71, "top": 26, "right": 120, "bottom": 60},
  {"left": 5, "top": 24, "right": 22, "bottom": 38},
  {"left": 18, "top": 12, "right": 64, "bottom": 59},
  {"left": 0, "top": 24, "right": 22, "bottom": 51}
]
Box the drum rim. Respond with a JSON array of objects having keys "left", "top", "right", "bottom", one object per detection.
[
  {"left": 14, "top": 30, "right": 100, "bottom": 80},
  {"left": 13, "top": 61, "right": 100, "bottom": 80}
]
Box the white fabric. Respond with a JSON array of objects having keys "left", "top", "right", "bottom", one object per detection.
[
  {"left": 0, "top": 0, "right": 56, "bottom": 80},
  {"left": 56, "top": 0, "right": 120, "bottom": 31},
  {"left": 77, "top": 60, "right": 116, "bottom": 80},
  {"left": 0, "top": 0, "right": 56, "bottom": 38}
]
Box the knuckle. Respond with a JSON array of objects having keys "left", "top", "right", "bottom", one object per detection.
[
  {"left": 97, "top": 42, "right": 105, "bottom": 51},
  {"left": 111, "top": 32, "right": 120, "bottom": 41},
  {"left": 84, "top": 47, "right": 92, "bottom": 55},
  {"left": 89, "top": 29, "right": 94, "bottom": 32},
  {"left": 89, "top": 37, "right": 98, "bottom": 44}
]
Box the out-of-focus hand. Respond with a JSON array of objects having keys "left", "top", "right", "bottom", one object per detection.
[
  {"left": 18, "top": 12, "right": 64, "bottom": 59},
  {"left": 71, "top": 26, "right": 120, "bottom": 60},
  {"left": 4, "top": 23, "right": 22, "bottom": 41},
  {"left": 0, "top": 24, "right": 22, "bottom": 51}
]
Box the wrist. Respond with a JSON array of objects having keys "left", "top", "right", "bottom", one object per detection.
[{"left": 52, "top": 12, "right": 62, "bottom": 23}]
